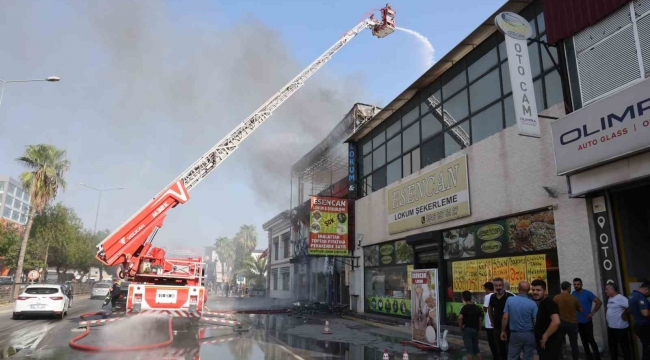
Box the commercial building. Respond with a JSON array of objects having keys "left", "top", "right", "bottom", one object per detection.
[{"left": 0, "top": 175, "right": 31, "bottom": 227}]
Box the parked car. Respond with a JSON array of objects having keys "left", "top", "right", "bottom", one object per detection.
[
  {"left": 13, "top": 284, "right": 70, "bottom": 320},
  {"left": 91, "top": 282, "right": 111, "bottom": 300}
]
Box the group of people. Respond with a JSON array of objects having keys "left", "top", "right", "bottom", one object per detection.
[{"left": 457, "top": 277, "right": 650, "bottom": 360}]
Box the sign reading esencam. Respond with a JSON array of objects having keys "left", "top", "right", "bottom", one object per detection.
[{"left": 387, "top": 155, "right": 470, "bottom": 234}]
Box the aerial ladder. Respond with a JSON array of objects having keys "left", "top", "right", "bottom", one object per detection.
[{"left": 94, "top": 4, "right": 396, "bottom": 317}]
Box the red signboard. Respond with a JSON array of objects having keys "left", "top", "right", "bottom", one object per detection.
[{"left": 308, "top": 196, "right": 348, "bottom": 256}]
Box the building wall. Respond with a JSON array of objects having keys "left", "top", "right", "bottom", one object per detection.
[
  {"left": 350, "top": 104, "right": 604, "bottom": 342},
  {"left": 265, "top": 217, "right": 293, "bottom": 300}
]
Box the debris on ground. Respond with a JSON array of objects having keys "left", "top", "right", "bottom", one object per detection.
[{"left": 287, "top": 302, "right": 349, "bottom": 318}]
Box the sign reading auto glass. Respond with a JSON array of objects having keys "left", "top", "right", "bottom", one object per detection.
[
  {"left": 495, "top": 12, "right": 541, "bottom": 138},
  {"left": 308, "top": 196, "right": 349, "bottom": 256},
  {"left": 387, "top": 155, "right": 470, "bottom": 234}
]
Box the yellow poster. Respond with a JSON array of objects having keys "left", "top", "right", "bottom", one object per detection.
[
  {"left": 508, "top": 256, "right": 527, "bottom": 292},
  {"left": 452, "top": 261, "right": 467, "bottom": 292},
  {"left": 476, "top": 259, "right": 492, "bottom": 291},
  {"left": 526, "top": 254, "right": 547, "bottom": 283},
  {"left": 465, "top": 260, "right": 479, "bottom": 292},
  {"left": 491, "top": 257, "right": 509, "bottom": 281}
]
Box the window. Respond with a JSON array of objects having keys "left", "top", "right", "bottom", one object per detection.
[
  {"left": 386, "top": 116, "right": 401, "bottom": 139},
  {"left": 468, "top": 48, "right": 498, "bottom": 82},
  {"left": 362, "top": 154, "right": 372, "bottom": 177},
  {"left": 445, "top": 121, "right": 470, "bottom": 157},
  {"left": 421, "top": 112, "right": 443, "bottom": 141},
  {"left": 272, "top": 269, "right": 278, "bottom": 290},
  {"left": 281, "top": 270, "right": 290, "bottom": 291},
  {"left": 443, "top": 64, "right": 466, "bottom": 98},
  {"left": 402, "top": 148, "right": 421, "bottom": 178},
  {"left": 544, "top": 70, "right": 564, "bottom": 108},
  {"left": 501, "top": 61, "right": 511, "bottom": 95},
  {"left": 22, "top": 203, "right": 29, "bottom": 213},
  {"left": 0, "top": 182, "right": 4, "bottom": 192},
  {"left": 20, "top": 214, "right": 27, "bottom": 224},
  {"left": 11, "top": 210, "right": 19, "bottom": 221},
  {"left": 504, "top": 95, "right": 516, "bottom": 127},
  {"left": 13, "top": 199, "right": 21, "bottom": 210},
  {"left": 470, "top": 69, "right": 500, "bottom": 112},
  {"left": 373, "top": 166, "right": 387, "bottom": 190},
  {"left": 421, "top": 135, "right": 444, "bottom": 168},
  {"left": 16, "top": 189, "right": 23, "bottom": 199},
  {"left": 444, "top": 90, "right": 469, "bottom": 122},
  {"left": 373, "top": 145, "right": 386, "bottom": 170},
  {"left": 282, "top": 233, "right": 290, "bottom": 259},
  {"left": 2, "top": 208, "right": 10, "bottom": 219},
  {"left": 273, "top": 239, "right": 279, "bottom": 261},
  {"left": 402, "top": 106, "right": 419, "bottom": 127},
  {"left": 6, "top": 196, "right": 14, "bottom": 209},
  {"left": 402, "top": 122, "right": 420, "bottom": 152},
  {"left": 8, "top": 184, "right": 16, "bottom": 195},
  {"left": 362, "top": 137, "right": 372, "bottom": 156},
  {"left": 387, "top": 159, "right": 402, "bottom": 185},
  {"left": 23, "top": 192, "right": 29, "bottom": 202},
  {"left": 387, "top": 136, "right": 401, "bottom": 162},
  {"left": 471, "top": 103, "right": 503, "bottom": 144},
  {"left": 372, "top": 124, "right": 385, "bottom": 149}
]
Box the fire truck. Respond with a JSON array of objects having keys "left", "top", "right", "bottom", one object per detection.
[{"left": 94, "top": 4, "right": 396, "bottom": 318}]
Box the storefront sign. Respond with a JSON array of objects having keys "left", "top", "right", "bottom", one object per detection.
[
  {"left": 451, "top": 254, "right": 548, "bottom": 293},
  {"left": 308, "top": 196, "right": 348, "bottom": 256},
  {"left": 387, "top": 155, "right": 470, "bottom": 234},
  {"left": 495, "top": 12, "right": 541, "bottom": 138},
  {"left": 443, "top": 210, "right": 556, "bottom": 259},
  {"left": 348, "top": 143, "right": 357, "bottom": 198},
  {"left": 552, "top": 78, "right": 650, "bottom": 175},
  {"left": 411, "top": 269, "right": 440, "bottom": 347},
  {"left": 592, "top": 196, "right": 620, "bottom": 292},
  {"left": 364, "top": 240, "right": 414, "bottom": 267}
]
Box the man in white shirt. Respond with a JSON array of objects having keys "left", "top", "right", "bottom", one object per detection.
[
  {"left": 605, "top": 283, "right": 632, "bottom": 359},
  {"left": 483, "top": 282, "right": 498, "bottom": 359}
]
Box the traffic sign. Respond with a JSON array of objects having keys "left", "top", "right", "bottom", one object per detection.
[{"left": 27, "top": 270, "right": 39, "bottom": 281}]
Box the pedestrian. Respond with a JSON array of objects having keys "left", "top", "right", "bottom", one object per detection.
[
  {"left": 629, "top": 281, "right": 650, "bottom": 360},
  {"left": 490, "top": 277, "right": 514, "bottom": 360},
  {"left": 572, "top": 278, "right": 602, "bottom": 360},
  {"left": 532, "top": 279, "right": 561, "bottom": 360},
  {"left": 459, "top": 290, "right": 484, "bottom": 360},
  {"left": 604, "top": 283, "right": 632, "bottom": 359},
  {"left": 501, "top": 281, "right": 537, "bottom": 360},
  {"left": 554, "top": 281, "right": 582, "bottom": 360},
  {"left": 483, "top": 282, "right": 498, "bottom": 359},
  {"left": 109, "top": 278, "right": 121, "bottom": 309}
]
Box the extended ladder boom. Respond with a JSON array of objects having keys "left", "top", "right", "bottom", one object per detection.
[{"left": 96, "top": 5, "right": 396, "bottom": 271}]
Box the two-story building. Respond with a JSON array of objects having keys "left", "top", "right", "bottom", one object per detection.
[{"left": 263, "top": 211, "right": 293, "bottom": 300}]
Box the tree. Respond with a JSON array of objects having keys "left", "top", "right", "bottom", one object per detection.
[
  {"left": 214, "top": 237, "right": 234, "bottom": 283},
  {"left": 242, "top": 255, "right": 266, "bottom": 288},
  {"left": 0, "top": 221, "right": 21, "bottom": 258},
  {"left": 14, "top": 144, "right": 70, "bottom": 287},
  {"left": 233, "top": 225, "right": 257, "bottom": 271}
]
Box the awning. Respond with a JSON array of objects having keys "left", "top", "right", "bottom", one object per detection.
[{"left": 543, "top": 0, "right": 629, "bottom": 44}]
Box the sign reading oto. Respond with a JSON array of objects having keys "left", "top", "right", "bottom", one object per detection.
[{"left": 308, "top": 196, "right": 349, "bottom": 256}]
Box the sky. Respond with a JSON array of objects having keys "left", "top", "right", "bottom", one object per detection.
[{"left": 0, "top": 0, "right": 505, "bottom": 252}]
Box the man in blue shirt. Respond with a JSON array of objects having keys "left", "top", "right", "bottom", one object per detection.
[
  {"left": 501, "top": 281, "right": 537, "bottom": 360},
  {"left": 629, "top": 281, "right": 650, "bottom": 360},
  {"left": 572, "top": 278, "right": 602, "bottom": 360}
]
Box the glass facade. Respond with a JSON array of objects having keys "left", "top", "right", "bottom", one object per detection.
[
  {"left": 357, "top": 1, "right": 562, "bottom": 196},
  {"left": 1, "top": 180, "right": 30, "bottom": 225}
]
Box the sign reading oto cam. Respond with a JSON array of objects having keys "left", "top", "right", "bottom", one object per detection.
[{"left": 387, "top": 155, "right": 470, "bottom": 234}]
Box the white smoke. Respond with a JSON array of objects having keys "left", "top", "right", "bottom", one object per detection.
[{"left": 396, "top": 27, "right": 435, "bottom": 69}]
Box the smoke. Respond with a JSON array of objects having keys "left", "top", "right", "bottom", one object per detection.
[{"left": 396, "top": 27, "right": 435, "bottom": 69}]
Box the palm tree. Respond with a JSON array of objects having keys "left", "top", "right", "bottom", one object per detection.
[
  {"left": 234, "top": 224, "right": 257, "bottom": 269},
  {"left": 242, "top": 255, "right": 266, "bottom": 288},
  {"left": 14, "top": 144, "right": 70, "bottom": 288},
  {"left": 214, "top": 237, "right": 234, "bottom": 284}
]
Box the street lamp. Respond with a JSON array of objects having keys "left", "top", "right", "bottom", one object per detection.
[
  {"left": 0, "top": 76, "right": 61, "bottom": 107},
  {"left": 79, "top": 183, "right": 124, "bottom": 234}
]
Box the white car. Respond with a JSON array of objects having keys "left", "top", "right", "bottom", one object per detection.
[
  {"left": 91, "top": 282, "right": 111, "bottom": 299},
  {"left": 13, "top": 284, "right": 70, "bottom": 320}
]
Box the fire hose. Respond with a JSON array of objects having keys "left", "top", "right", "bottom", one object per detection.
[{"left": 69, "top": 312, "right": 174, "bottom": 351}]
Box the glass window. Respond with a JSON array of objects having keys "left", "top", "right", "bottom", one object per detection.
[
  {"left": 501, "top": 61, "right": 511, "bottom": 95},
  {"left": 499, "top": 41, "right": 507, "bottom": 61},
  {"left": 13, "top": 199, "right": 21, "bottom": 209},
  {"left": 8, "top": 184, "right": 16, "bottom": 195},
  {"left": 386, "top": 116, "right": 401, "bottom": 139},
  {"left": 443, "top": 67, "right": 467, "bottom": 99},
  {"left": 402, "top": 106, "right": 419, "bottom": 127},
  {"left": 373, "top": 125, "right": 385, "bottom": 149},
  {"left": 468, "top": 48, "right": 498, "bottom": 82},
  {"left": 22, "top": 203, "right": 29, "bottom": 212},
  {"left": 403, "top": 153, "right": 411, "bottom": 177},
  {"left": 23, "top": 191, "right": 30, "bottom": 202},
  {"left": 16, "top": 189, "right": 23, "bottom": 199},
  {"left": 421, "top": 89, "right": 442, "bottom": 114},
  {"left": 6, "top": 196, "right": 14, "bottom": 208},
  {"left": 11, "top": 210, "right": 19, "bottom": 221},
  {"left": 0, "top": 182, "right": 4, "bottom": 192},
  {"left": 387, "top": 136, "right": 401, "bottom": 162},
  {"left": 534, "top": 78, "right": 544, "bottom": 111},
  {"left": 20, "top": 214, "right": 27, "bottom": 224},
  {"left": 537, "top": 12, "right": 545, "bottom": 34},
  {"left": 444, "top": 90, "right": 469, "bottom": 123},
  {"left": 363, "top": 154, "right": 372, "bottom": 176},
  {"left": 529, "top": 42, "right": 541, "bottom": 78},
  {"left": 412, "top": 148, "right": 421, "bottom": 173},
  {"left": 529, "top": 18, "right": 537, "bottom": 38},
  {"left": 470, "top": 69, "right": 500, "bottom": 112},
  {"left": 421, "top": 135, "right": 444, "bottom": 168},
  {"left": 545, "top": 70, "right": 564, "bottom": 108},
  {"left": 387, "top": 159, "right": 402, "bottom": 185},
  {"left": 402, "top": 122, "right": 420, "bottom": 152},
  {"left": 364, "top": 175, "right": 373, "bottom": 195},
  {"left": 2, "top": 207, "right": 10, "bottom": 219},
  {"left": 364, "top": 265, "right": 410, "bottom": 318},
  {"left": 540, "top": 36, "right": 558, "bottom": 71},
  {"left": 373, "top": 167, "right": 387, "bottom": 190},
  {"left": 472, "top": 103, "right": 503, "bottom": 144},
  {"left": 445, "top": 121, "right": 470, "bottom": 157},
  {"left": 282, "top": 272, "right": 290, "bottom": 291},
  {"left": 504, "top": 96, "right": 516, "bottom": 127},
  {"left": 373, "top": 145, "right": 386, "bottom": 170},
  {"left": 362, "top": 136, "right": 372, "bottom": 155},
  {"left": 421, "top": 112, "right": 443, "bottom": 141},
  {"left": 272, "top": 274, "right": 278, "bottom": 290}
]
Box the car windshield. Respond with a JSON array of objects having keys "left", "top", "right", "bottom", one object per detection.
[
  {"left": 25, "top": 287, "right": 59, "bottom": 295},
  {"left": 94, "top": 283, "right": 110, "bottom": 288}
]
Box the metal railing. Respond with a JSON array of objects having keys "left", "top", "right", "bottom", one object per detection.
[{"left": 0, "top": 282, "right": 93, "bottom": 304}]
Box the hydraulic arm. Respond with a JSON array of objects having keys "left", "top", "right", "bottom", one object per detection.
[{"left": 95, "top": 4, "right": 396, "bottom": 279}]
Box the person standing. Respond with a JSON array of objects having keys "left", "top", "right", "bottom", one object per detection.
[
  {"left": 605, "top": 283, "right": 632, "bottom": 359},
  {"left": 109, "top": 278, "right": 121, "bottom": 309},
  {"left": 490, "top": 277, "right": 514, "bottom": 360},
  {"left": 572, "top": 278, "right": 602, "bottom": 360},
  {"left": 483, "top": 282, "right": 498, "bottom": 359},
  {"left": 459, "top": 291, "right": 484, "bottom": 360},
  {"left": 554, "top": 281, "right": 582, "bottom": 360},
  {"left": 533, "top": 280, "right": 561, "bottom": 360},
  {"left": 501, "top": 281, "right": 537, "bottom": 360},
  {"left": 629, "top": 281, "right": 650, "bottom": 360}
]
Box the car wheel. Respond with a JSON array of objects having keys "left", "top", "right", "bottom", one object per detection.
[{"left": 11, "top": 313, "right": 20, "bottom": 320}]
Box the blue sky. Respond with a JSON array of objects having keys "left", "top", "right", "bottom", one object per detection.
[{"left": 0, "top": 0, "right": 504, "bottom": 252}]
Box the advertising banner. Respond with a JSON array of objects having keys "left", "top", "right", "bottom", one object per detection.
[
  {"left": 552, "top": 77, "right": 650, "bottom": 175},
  {"left": 450, "top": 254, "right": 548, "bottom": 293},
  {"left": 366, "top": 296, "right": 412, "bottom": 317},
  {"left": 308, "top": 196, "right": 348, "bottom": 256},
  {"left": 387, "top": 155, "right": 470, "bottom": 234},
  {"left": 495, "top": 12, "right": 541, "bottom": 138},
  {"left": 411, "top": 269, "right": 440, "bottom": 347}
]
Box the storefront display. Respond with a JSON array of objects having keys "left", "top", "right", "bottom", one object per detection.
[
  {"left": 411, "top": 269, "right": 440, "bottom": 347},
  {"left": 364, "top": 240, "right": 414, "bottom": 318},
  {"left": 441, "top": 209, "right": 560, "bottom": 325}
]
